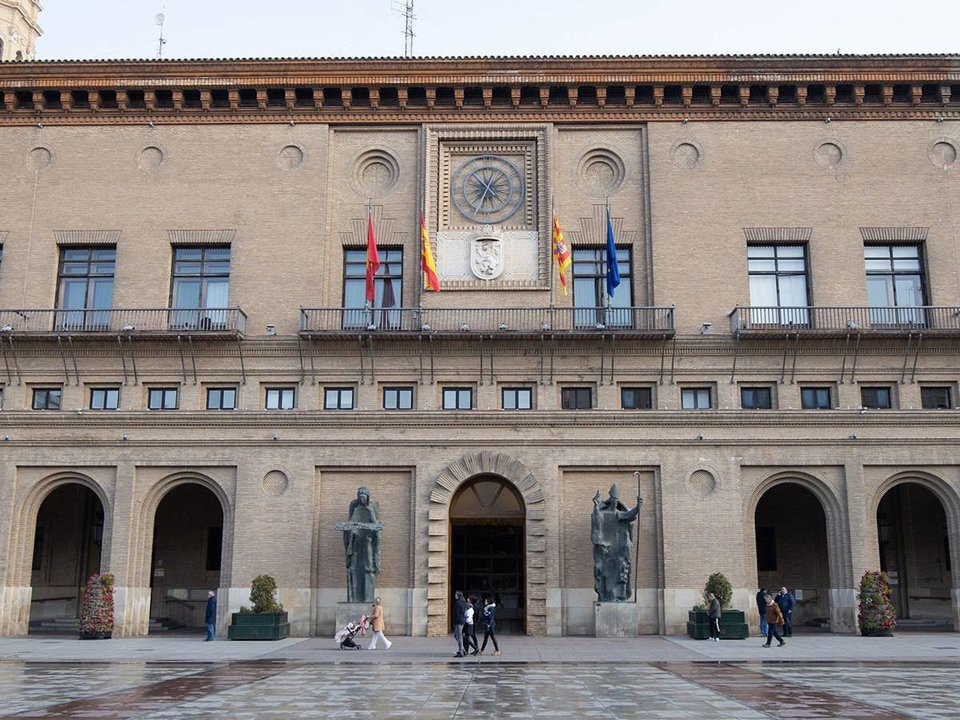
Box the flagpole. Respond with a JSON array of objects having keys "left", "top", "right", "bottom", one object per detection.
[
  {"left": 549, "top": 196, "right": 555, "bottom": 307},
  {"left": 604, "top": 195, "right": 611, "bottom": 311}
]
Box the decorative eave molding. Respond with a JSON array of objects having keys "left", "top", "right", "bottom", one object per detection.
[
  {"left": 53, "top": 230, "right": 121, "bottom": 245},
  {"left": 860, "top": 226, "right": 929, "bottom": 242},
  {"left": 166, "top": 229, "right": 236, "bottom": 245},
  {"left": 743, "top": 227, "right": 813, "bottom": 243}
]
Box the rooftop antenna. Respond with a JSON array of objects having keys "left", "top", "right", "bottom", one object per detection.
[
  {"left": 155, "top": 9, "right": 167, "bottom": 58},
  {"left": 391, "top": 0, "right": 415, "bottom": 57}
]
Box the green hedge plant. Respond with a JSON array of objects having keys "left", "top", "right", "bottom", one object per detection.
[
  {"left": 704, "top": 572, "right": 733, "bottom": 609},
  {"left": 249, "top": 574, "right": 284, "bottom": 613}
]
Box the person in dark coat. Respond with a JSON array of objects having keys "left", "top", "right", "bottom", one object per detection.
[
  {"left": 479, "top": 595, "right": 500, "bottom": 655},
  {"left": 204, "top": 590, "right": 217, "bottom": 641},
  {"left": 756, "top": 587, "right": 768, "bottom": 637},
  {"left": 776, "top": 586, "right": 796, "bottom": 637},
  {"left": 452, "top": 590, "right": 467, "bottom": 657},
  {"left": 706, "top": 592, "right": 722, "bottom": 642}
]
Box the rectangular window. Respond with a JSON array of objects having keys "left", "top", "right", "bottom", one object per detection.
[
  {"left": 147, "top": 387, "right": 178, "bottom": 410},
  {"left": 681, "top": 387, "right": 712, "bottom": 410},
  {"left": 342, "top": 248, "right": 403, "bottom": 329},
  {"left": 89, "top": 387, "right": 120, "bottom": 410},
  {"left": 561, "top": 386, "right": 593, "bottom": 410},
  {"left": 861, "top": 386, "right": 893, "bottom": 409},
  {"left": 56, "top": 246, "right": 116, "bottom": 331},
  {"left": 206, "top": 387, "right": 237, "bottom": 410},
  {"left": 324, "top": 387, "right": 355, "bottom": 410},
  {"left": 921, "top": 386, "right": 952, "bottom": 410},
  {"left": 502, "top": 387, "right": 533, "bottom": 410},
  {"left": 747, "top": 245, "right": 809, "bottom": 325},
  {"left": 265, "top": 387, "right": 296, "bottom": 410},
  {"left": 442, "top": 387, "right": 473, "bottom": 410},
  {"left": 740, "top": 386, "right": 773, "bottom": 410},
  {"left": 621, "top": 386, "right": 653, "bottom": 410},
  {"left": 206, "top": 526, "right": 222, "bottom": 572},
  {"left": 383, "top": 386, "right": 414, "bottom": 410},
  {"left": 572, "top": 247, "right": 633, "bottom": 328},
  {"left": 865, "top": 244, "right": 926, "bottom": 326},
  {"left": 170, "top": 246, "right": 231, "bottom": 329},
  {"left": 32, "top": 388, "right": 62, "bottom": 410},
  {"left": 801, "top": 386, "right": 833, "bottom": 409}
]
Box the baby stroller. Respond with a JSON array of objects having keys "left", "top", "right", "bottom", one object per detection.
[{"left": 334, "top": 615, "right": 368, "bottom": 650}]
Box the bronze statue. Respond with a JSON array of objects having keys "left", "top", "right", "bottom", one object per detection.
[
  {"left": 591, "top": 484, "right": 642, "bottom": 602},
  {"left": 337, "top": 487, "right": 383, "bottom": 603}
]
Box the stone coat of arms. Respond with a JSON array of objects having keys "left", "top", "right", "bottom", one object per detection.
[{"left": 470, "top": 228, "right": 504, "bottom": 280}]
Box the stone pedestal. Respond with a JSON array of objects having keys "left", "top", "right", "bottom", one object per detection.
[
  {"left": 336, "top": 602, "right": 375, "bottom": 634},
  {"left": 594, "top": 601, "right": 638, "bottom": 637}
]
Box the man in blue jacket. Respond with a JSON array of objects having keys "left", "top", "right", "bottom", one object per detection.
[
  {"left": 776, "top": 586, "right": 796, "bottom": 637},
  {"left": 205, "top": 590, "right": 217, "bottom": 641}
]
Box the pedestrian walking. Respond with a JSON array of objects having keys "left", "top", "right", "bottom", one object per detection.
[
  {"left": 463, "top": 595, "right": 480, "bottom": 655},
  {"left": 204, "top": 590, "right": 217, "bottom": 641},
  {"left": 762, "top": 594, "right": 786, "bottom": 648},
  {"left": 776, "top": 586, "right": 796, "bottom": 637},
  {"left": 452, "top": 590, "right": 467, "bottom": 658},
  {"left": 756, "top": 586, "right": 768, "bottom": 637},
  {"left": 706, "top": 592, "right": 722, "bottom": 642},
  {"left": 479, "top": 595, "right": 500, "bottom": 656},
  {"left": 367, "top": 597, "right": 392, "bottom": 650}
]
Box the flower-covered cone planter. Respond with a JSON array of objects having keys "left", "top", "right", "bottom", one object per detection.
[
  {"left": 79, "top": 573, "right": 115, "bottom": 640},
  {"left": 857, "top": 571, "right": 896, "bottom": 637}
]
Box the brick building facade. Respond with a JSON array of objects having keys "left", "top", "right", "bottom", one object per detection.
[{"left": 0, "top": 54, "right": 958, "bottom": 637}]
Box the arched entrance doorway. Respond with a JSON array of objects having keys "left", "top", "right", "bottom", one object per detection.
[
  {"left": 150, "top": 484, "right": 224, "bottom": 631},
  {"left": 450, "top": 475, "right": 525, "bottom": 634},
  {"left": 29, "top": 484, "right": 105, "bottom": 632},
  {"left": 754, "top": 483, "right": 831, "bottom": 631},
  {"left": 877, "top": 483, "right": 954, "bottom": 628}
]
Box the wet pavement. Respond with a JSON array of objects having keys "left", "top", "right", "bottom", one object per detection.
[{"left": 0, "top": 635, "right": 958, "bottom": 718}]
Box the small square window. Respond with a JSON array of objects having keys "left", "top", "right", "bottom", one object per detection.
[
  {"left": 921, "top": 386, "right": 952, "bottom": 410},
  {"left": 206, "top": 387, "right": 237, "bottom": 410},
  {"left": 561, "top": 387, "right": 593, "bottom": 410},
  {"left": 861, "top": 386, "right": 893, "bottom": 410},
  {"left": 148, "top": 387, "right": 178, "bottom": 410},
  {"left": 383, "top": 386, "right": 414, "bottom": 410},
  {"left": 681, "top": 387, "right": 712, "bottom": 410},
  {"left": 502, "top": 387, "right": 533, "bottom": 410},
  {"left": 90, "top": 387, "right": 120, "bottom": 410},
  {"left": 801, "top": 386, "right": 832, "bottom": 409},
  {"left": 32, "top": 388, "right": 62, "bottom": 410},
  {"left": 442, "top": 387, "right": 473, "bottom": 410},
  {"left": 324, "top": 387, "right": 355, "bottom": 410},
  {"left": 741, "top": 387, "right": 773, "bottom": 410},
  {"left": 265, "top": 387, "right": 296, "bottom": 410},
  {"left": 621, "top": 387, "right": 653, "bottom": 410}
]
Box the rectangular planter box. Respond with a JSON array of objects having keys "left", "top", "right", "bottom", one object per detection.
[
  {"left": 228, "top": 611, "right": 290, "bottom": 641},
  {"left": 686, "top": 609, "right": 749, "bottom": 640}
]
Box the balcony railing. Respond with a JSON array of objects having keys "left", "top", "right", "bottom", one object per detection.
[
  {"left": 0, "top": 308, "right": 247, "bottom": 336},
  {"left": 730, "top": 306, "right": 960, "bottom": 336},
  {"left": 300, "top": 306, "right": 675, "bottom": 336}
]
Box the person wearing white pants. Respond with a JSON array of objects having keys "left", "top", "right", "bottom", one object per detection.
[{"left": 367, "top": 597, "right": 392, "bottom": 650}]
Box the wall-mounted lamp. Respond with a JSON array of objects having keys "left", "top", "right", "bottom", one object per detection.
[
  {"left": 272, "top": 434, "right": 279, "bottom": 441},
  {"left": 824, "top": 117, "right": 832, "bottom": 123},
  {"left": 265, "top": 324, "right": 277, "bottom": 336},
  {"left": 122, "top": 434, "right": 129, "bottom": 441},
  {"left": 122, "top": 324, "right": 136, "bottom": 332},
  {"left": 695, "top": 433, "right": 704, "bottom": 440},
  {"left": 700, "top": 322, "right": 712, "bottom": 334},
  {"left": 3, "top": 436, "right": 11, "bottom": 442},
  {"left": 848, "top": 432, "right": 858, "bottom": 440},
  {"left": 0, "top": 325, "right": 13, "bottom": 332}
]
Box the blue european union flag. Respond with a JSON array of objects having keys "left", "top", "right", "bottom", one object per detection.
[{"left": 605, "top": 207, "right": 620, "bottom": 299}]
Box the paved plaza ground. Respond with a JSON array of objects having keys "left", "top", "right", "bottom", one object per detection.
[{"left": 1, "top": 633, "right": 959, "bottom": 718}]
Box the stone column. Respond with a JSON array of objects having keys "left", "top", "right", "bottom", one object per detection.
[
  {"left": 838, "top": 461, "right": 873, "bottom": 634},
  {"left": 111, "top": 462, "right": 150, "bottom": 637}
]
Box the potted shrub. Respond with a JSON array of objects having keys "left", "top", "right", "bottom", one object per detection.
[
  {"left": 858, "top": 570, "right": 896, "bottom": 636},
  {"left": 79, "top": 572, "right": 115, "bottom": 639},
  {"left": 686, "top": 572, "right": 749, "bottom": 640},
  {"left": 228, "top": 574, "right": 290, "bottom": 640}
]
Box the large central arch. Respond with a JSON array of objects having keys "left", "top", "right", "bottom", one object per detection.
[{"left": 428, "top": 452, "right": 545, "bottom": 636}]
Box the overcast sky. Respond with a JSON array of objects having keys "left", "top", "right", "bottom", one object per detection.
[{"left": 36, "top": 0, "right": 960, "bottom": 60}]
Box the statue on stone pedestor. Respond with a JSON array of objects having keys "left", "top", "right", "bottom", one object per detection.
[
  {"left": 337, "top": 486, "right": 384, "bottom": 603},
  {"left": 591, "top": 484, "right": 642, "bottom": 602}
]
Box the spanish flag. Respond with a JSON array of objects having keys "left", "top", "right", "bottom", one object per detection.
[
  {"left": 420, "top": 213, "right": 441, "bottom": 292},
  {"left": 365, "top": 210, "right": 380, "bottom": 303},
  {"left": 552, "top": 214, "right": 571, "bottom": 295}
]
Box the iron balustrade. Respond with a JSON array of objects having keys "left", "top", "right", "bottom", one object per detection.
[
  {"left": 730, "top": 306, "right": 960, "bottom": 335},
  {"left": 300, "top": 306, "right": 675, "bottom": 335},
  {"left": 0, "top": 308, "right": 247, "bottom": 335}
]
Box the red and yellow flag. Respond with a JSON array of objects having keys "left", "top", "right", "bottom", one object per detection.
[
  {"left": 420, "top": 213, "right": 441, "bottom": 292},
  {"left": 365, "top": 211, "right": 380, "bottom": 303},
  {"left": 552, "top": 214, "right": 571, "bottom": 295}
]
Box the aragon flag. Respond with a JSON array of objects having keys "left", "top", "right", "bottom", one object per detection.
[
  {"left": 420, "top": 213, "right": 441, "bottom": 292},
  {"left": 552, "top": 214, "right": 571, "bottom": 295}
]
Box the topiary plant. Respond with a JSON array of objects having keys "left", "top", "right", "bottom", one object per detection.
[
  {"left": 704, "top": 572, "right": 733, "bottom": 609},
  {"left": 249, "top": 574, "right": 284, "bottom": 613},
  {"left": 857, "top": 570, "right": 896, "bottom": 635}
]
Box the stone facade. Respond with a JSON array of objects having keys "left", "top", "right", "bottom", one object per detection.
[
  {"left": 0, "top": 0, "right": 41, "bottom": 62},
  {"left": 0, "top": 55, "right": 959, "bottom": 637}
]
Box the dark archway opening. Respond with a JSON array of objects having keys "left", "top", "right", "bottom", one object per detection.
[
  {"left": 150, "top": 484, "right": 223, "bottom": 631},
  {"left": 450, "top": 475, "right": 525, "bottom": 634},
  {"left": 877, "top": 483, "right": 954, "bottom": 629},
  {"left": 754, "top": 483, "right": 831, "bottom": 632},
  {"left": 29, "top": 484, "right": 104, "bottom": 633}
]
